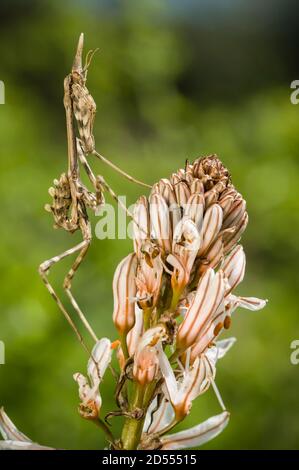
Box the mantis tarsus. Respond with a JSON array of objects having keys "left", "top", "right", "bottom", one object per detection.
[{"left": 39, "top": 33, "right": 151, "bottom": 354}]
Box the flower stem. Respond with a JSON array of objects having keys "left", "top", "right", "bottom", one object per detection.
[
  {"left": 170, "top": 287, "right": 182, "bottom": 313},
  {"left": 143, "top": 308, "right": 152, "bottom": 330},
  {"left": 120, "top": 333, "right": 129, "bottom": 360},
  {"left": 94, "top": 418, "right": 115, "bottom": 443},
  {"left": 121, "top": 383, "right": 145, "bottom": 450}
]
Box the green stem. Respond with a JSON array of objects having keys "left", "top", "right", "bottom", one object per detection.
[
  {"left": 121, "top": 383, "right": 145, "bottom": 450},
  {"left": 168, "top": 349, "right": 180, "bottom": 364},
  {"left": 143, "top": 308, "right": 152, "bottom": 330},
  {"left": 169, "top": 288, "right": 182, "bottom": 313},
  {"left": 120, "top": 333, "right": 129, "bottom": 360}
]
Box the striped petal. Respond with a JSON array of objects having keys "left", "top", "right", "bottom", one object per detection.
[
  {"left": 88, "top": 338, "right": 112, "bottom": 385},
  {"left": 184, "top": 193, "right": 205, "bottom": 233},
  {"left": 0, "top": 408, "right": 53, "bottom": 450},
  {"left": 150, "top": 193, "right": 172, "bottom": 255},
  {"left": 176, "top": 269, "right": 225, "bottom": 352},
  {"left": 144, "top": 397, "right": 175, "bottom": 434},
  {"left": 222, "top": 245, "right": 246, "bottom": 292},
  {"left": 229, "top": 294, "right": 267, "bottom": 311},
  {"left": 222, "top": 198, "right": 246, "bottom": 230},
  {"left": 136, "top": 326, "right": 168, "bottom": 354},
  {"left": 0, "top": 408, "right": 31, "bottom": 442},
  {"left": 161, "top": 411, "right": 230, "bottom": 450},
  {"left": 174, "top": 181, "right": 191, "bottom": 208},
  {"left": 133, "top": 196, "right": 149, "bottom": 255},
  {"left": 0, "top": 440, "right": 53, "bottom": 450},
  {"left": 133, "top": 346, "right": 159, "bottom": 385},
  {"left": 223, "top": 212, "right": 248, "bottom": 254},
  {"left": 112, "top": 253, "right": 137, "bottom": 333},
  {"left": 199, "top": 204, "right": 223, "bottom": 255},
  {"left": 215, "top": 337, "right": 237, "bottom": 359},
  {"left": 127, "top": 305, "right": 144, "bottom": 356}
]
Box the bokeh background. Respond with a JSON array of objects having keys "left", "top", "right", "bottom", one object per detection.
[{"left": 0, "top": 0, "right": 298, "bottom": 450}]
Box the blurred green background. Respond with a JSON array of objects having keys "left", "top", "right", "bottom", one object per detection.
[{"left": 0, "top": 0, "right": 298, "bottom": 450}]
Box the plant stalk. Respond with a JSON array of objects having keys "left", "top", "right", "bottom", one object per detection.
[{"left": 121, "top": 383, "right": 145, "bottom": 450}]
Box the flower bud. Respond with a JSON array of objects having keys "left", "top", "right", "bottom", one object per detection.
[
  {"left": 223, "top": 212, "right": 248, "bottom": 254},
  {"left": 176, "top": 268, "right": 225, "bottom": 352},
  {"left": 133, "top": 346, "right": 159, "bottom": 385},
  {"left": 199, "top": 204, "right": 223, "bottom": 256},
  {"left": 136, "top": 242, "right": 163, "bottom": 310},
  {"left": 73, "top": 338, "right": 112, "bottom": 419},
  {"left": 150, "top": 193, "right": 172, "bottom": 255},
  {"left": 113, "top": 253, "right": 137, "bottom": 334},
  {"left": 222, "top": 244, "right": 246, "bottom": 293},
  {"left": 133, "top": 196, "right": 149, "bottom": 256}
]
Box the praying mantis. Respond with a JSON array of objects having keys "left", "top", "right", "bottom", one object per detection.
[{"left": 39, "top": 34, "right": 151, "bottom": 354}]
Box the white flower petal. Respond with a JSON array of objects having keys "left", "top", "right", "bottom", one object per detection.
[
  {"left": 215, "top": 337, "right": 237, "bottom": 359},
  {"left": 144, "top": 397, "right": 175, "bottom": 434},
  {"left": 88, "top": 338, "right": 112, "bottom": 385},
  {"left": 0, "top": 408, "right": 31, "bottom": 442},
  {"left": 138, "top": 326, "right": 167, "bottom": 351},
  {"left": 237, "top": 296, "right": 268, "bottom": 311},
  {"left": 222, "top": 245, "right": 246, "bottom": 291},
  {"left": 112, "top": 253, "right": 137, "bottom": 333},
  {"left": 150, "top": 193, "right": 172, "bottom": 254},
  {"left": 0, "top": 408, "right": 53, "bottom": 450},
  {"left": 199, "top": 204, "right": 223, "bottom": 255},
  {"left": 177, "top": 269, "right": 225, "bottom": 351},
  {"left": 73, "top": 372, "right": 90, "bottom": 402},
  {"left": 228, "top": 294, "right": 267, "bottom": 312},
  {"left": 223, "top": 212, "right": 248, "bottom": 254},
  {"left": 133, "top": 196, "right": 149, "bottom": 255},
  {"left": 184, "top": 193, "right": 205, "bottom": 232},
  {"left": 161, "top": 411, "right": 230, "bottom": 449},
  {"left": 0, "top": 440, "right": 53, "bottom": 450},
  {"left": 127, "top": 305, "right": 144, "bottom": 356},
  {"left": 156, "top": 343, "right": 178, "bottom": 403}
]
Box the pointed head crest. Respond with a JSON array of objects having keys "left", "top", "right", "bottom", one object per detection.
[
  {"left": 72, "top": 33, "right": 99, "bottom": 82},
  {"left": 72, "top": 33, "right": 84, "bottom": 75}
]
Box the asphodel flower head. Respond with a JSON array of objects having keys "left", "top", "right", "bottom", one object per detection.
[
  {"left": 132, "top": 155, "right": 251, "bottom": 318},
  {"left": 95, "top": 154, "right": 267, "bottom": 451},
  {"left": 73, "top": 338, "right": 113, "bottom": 419}
]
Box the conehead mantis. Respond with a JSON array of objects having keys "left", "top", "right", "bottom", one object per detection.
[{"left": 39, "top": 34, "right": 151, "bottom": 354}]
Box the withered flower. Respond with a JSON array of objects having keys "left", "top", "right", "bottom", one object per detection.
[{"left": 73, "top": 338, "right": 113, "bottom": 419}]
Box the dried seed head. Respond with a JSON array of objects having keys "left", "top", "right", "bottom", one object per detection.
[{"left": 193, "top": 155, "right": 231, "bottom": 187}]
